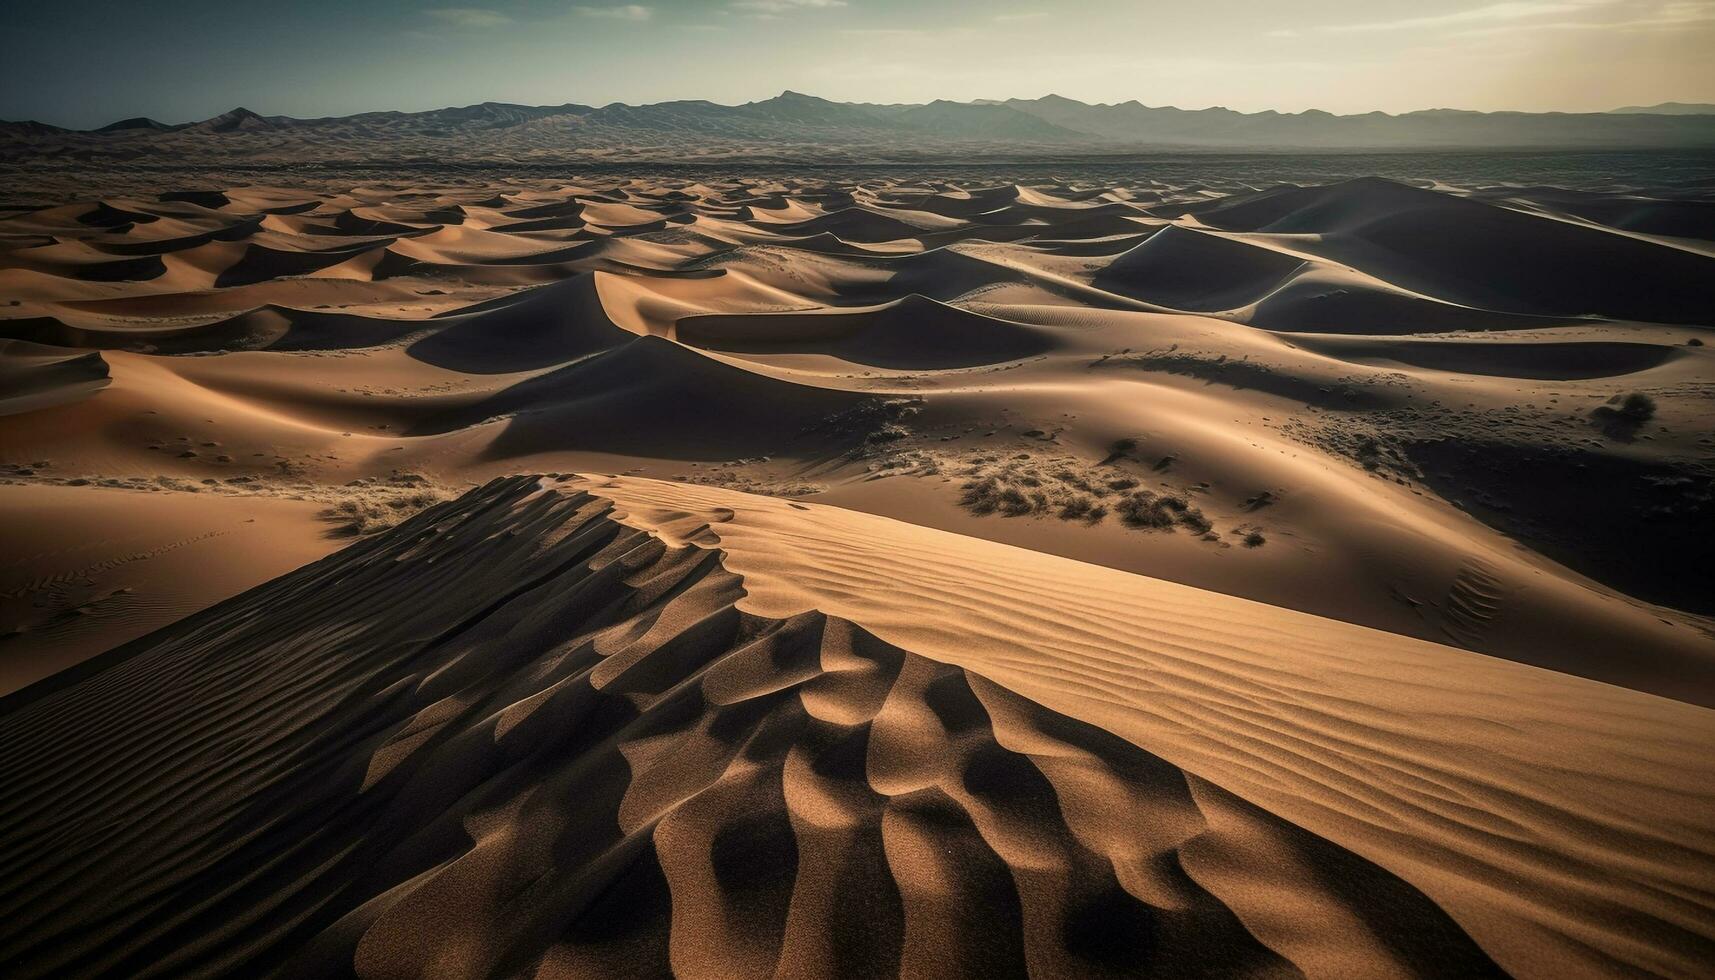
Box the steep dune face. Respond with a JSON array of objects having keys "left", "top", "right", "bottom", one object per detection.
[
  {"left": 420, "top": 334, "right": 875, "bottom": 461},
  {"left": 1177, "top": 178, "right": 1715, "bottom": 322},
  {"left": 407, "top": 272, "right": 635, "bottom": 371},
  {"left": 677, "top": 294, "right": 1059, "bottom": 369},
  {"left": 0, "top": 478, "right": 1509, "bottom": 978},
  {"left": 1092, "top": 225, "right": 1305, "bottom": 312},
  {"left": 0, "top": 340, "right": 108, "bottom": 414}
]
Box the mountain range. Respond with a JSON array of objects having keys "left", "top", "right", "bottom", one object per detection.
[{"left": 5, "top": 93, "right": 1714, "bottom": 164}]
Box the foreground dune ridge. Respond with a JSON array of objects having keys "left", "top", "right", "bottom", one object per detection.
[
  {"left": 587, "top": 475, "right": 1715, "bottom": 978},
  {"left": 0, "top": 476, "right": 1519, "bottom": 979}
]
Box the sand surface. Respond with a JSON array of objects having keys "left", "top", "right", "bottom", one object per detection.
[{"left": 1, "top": 171, "right": 1713, "bottom": 976}]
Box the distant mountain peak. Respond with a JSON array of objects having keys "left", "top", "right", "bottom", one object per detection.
[
  {"left": 1610, "top": 102, "right": 1715, "bottom": 115},
  {"left": 96, "top": 116, "right": 172, "bottom": 133},
  {"left": 198, "top": 107, "right": 277, "bottom": 133}
]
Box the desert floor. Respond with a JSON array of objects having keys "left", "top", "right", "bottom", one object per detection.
[{"left": 1, "top": 170, "right": 1712, "bottom": 977}]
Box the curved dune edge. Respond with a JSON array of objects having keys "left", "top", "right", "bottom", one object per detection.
[
  {"left": 584, "top": 473, "right": 1715, "bottom": 978},
  {"left": 0, "top": 476, "right": 1513, "bottom": 979}
]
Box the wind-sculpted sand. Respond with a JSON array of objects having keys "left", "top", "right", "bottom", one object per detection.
[
  {"left": 1, "top": 171, "right": 1713, "bottom": 977},
  {"left": 0, "top": 476, "right": 1708, "bottom": 978}
]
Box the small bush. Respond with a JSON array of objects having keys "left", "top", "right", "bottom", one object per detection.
[
  {"left": 960, "top": 477, "right": 1002, "bottom": 515},
  {"left": 320, "top": 486, "right": 454, "bottom": 536},
  {"left": 1590, "top": 391, "right": 1658, "bottom": 440},
  {"left": 1116, "top": 492, "right": 1176, "bottom": 529},
  {"left": 1614, "top": 392, "right": 1656, "bottom": 423},
  {"left": 1115, "top": 490, "right": 1210, "bottom": 533},
  {"left": 997, "top": 486, "right": 1038, "bottom": 516}
]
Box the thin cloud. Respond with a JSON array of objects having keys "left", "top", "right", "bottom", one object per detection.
[
  {"left": 425, "top": 8, "right": 513, "bottom": 29},
  {"left": 839, "top": 28, "right": 931, "bottom": 38},
  {"left": 577, "top": 4, "right": 653, "bottom": 20},
  {"left": 1452, "top": 0, "right": 1715, "bottom": 33},
  {"left": 730, "top": 0, "right": 848, "bottom": 14},
  {"left": 995, "top": 11, "right": 1050, "bottom": 23},
  {"left": 1269, "top": 0, "right": 1618, "bottom": 37}
]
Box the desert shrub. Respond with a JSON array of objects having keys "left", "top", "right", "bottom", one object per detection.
[
  {"left": 960, "top": 477, "right": 1002, "bottom": 515},
  {"left": 1059, "top": 494, "right": 1092, "bottom": 520},
  {"left": 1116, "top": 492, "right": 1176, "bottom": 529},
  {"left": 1590, "top": 391, "right": 1658, "bottom": 440},
  {"left": 1114, "top": 490, "right": 1210, "bottom": 533},
  {"left": 1175, "top": 505, "right": 1213, "bottom": 535},
  {"left": 1243, "top": 531, "right": 1266, "bottom": 548},
  {"left": 1615, "top": 392, "right": 1656, "bottom": 422},
  {"left": 997, "top": 486, "right": 1037, "bottom": 516},
  {"left": 320, "top": 486, "right": 454, "bottom": 536}
]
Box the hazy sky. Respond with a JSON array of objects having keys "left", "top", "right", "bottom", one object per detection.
[{"left": 4, "top": 0, "right": 1713, "bottom": 128}]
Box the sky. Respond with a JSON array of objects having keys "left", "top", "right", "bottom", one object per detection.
[{"left": 4, "top": 0, "right": 1713, "bottom": 128}]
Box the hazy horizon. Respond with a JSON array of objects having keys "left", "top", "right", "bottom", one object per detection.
[
  {"left": 5, "top": 0, "right": 1714, "bottom": 129},
  {"left": 12, "top": 90, "right": 1715, "bottom": 132}
]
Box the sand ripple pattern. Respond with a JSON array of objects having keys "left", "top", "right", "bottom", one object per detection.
[{"left": 0, "top": 477, "right": 1499, "bottom": 979}]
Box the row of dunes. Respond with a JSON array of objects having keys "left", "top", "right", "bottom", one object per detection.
[
  {"left": 6, "top": 177, "right": 1714, "bottom": 355},
  {"left": 3, "top": 174, "right": 1710, "bottom": 686}
]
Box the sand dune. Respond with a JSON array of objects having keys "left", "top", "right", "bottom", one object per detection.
[
  {"left": 0, "top": 477, "right": 1519, "bottom": 977},
  {"left": 594, "top": 474, "right": 1715, "bottom": 978},
  {"left": 2, "top": 170, "right": 1713, "bottom": 977},
  {"left": 1177, "top": 177, "right": 1715, "bottom": 321},
  {"left": 0, "top": 476, "right": 1708, "bottom": 977},
  {"left": 1092, "top": 225, "right": 1306, "bottom": 312},
  {"left": 678, "top": 294, "right": 1058, "bottom": 369},
  {"left": 0, "top": 340, "right": 108, "bottom": 415}
]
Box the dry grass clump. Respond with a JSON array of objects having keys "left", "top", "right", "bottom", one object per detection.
[
  {"left": 1590, "top": 391, "right": 1659, "bottom": 441},
  {"left": 320, "top": 486, "right": 456, "bottom": 536},
  {"left": 956, "top": 447, "right": 1228, "bottom": 535},
  {"left": 1058, "top": 494, "right": 1095, "bottom": 520},
  {"left": 959, "top": 477, "right": 1048, "bottom": 517},
  {"left": 812, "top": 396, "right": 925, "bottom": 453},
  {"left": 1115, "top": 490, "right": 1210, "bottom": 533}
]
